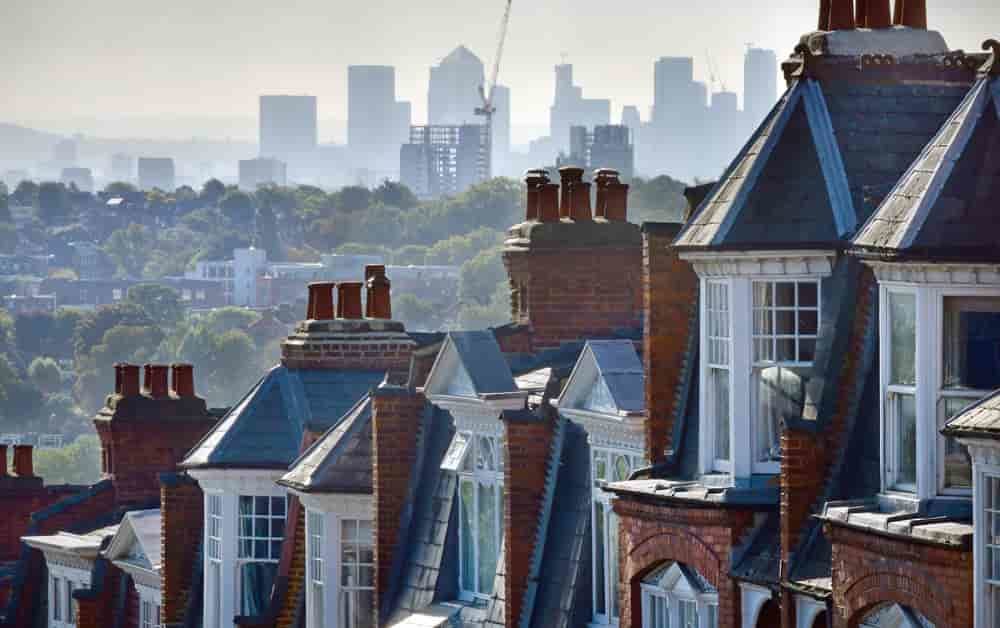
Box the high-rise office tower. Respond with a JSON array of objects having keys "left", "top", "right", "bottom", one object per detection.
[
  {"left": 259, "top": 95, "right": 318, "bottom": 167},
  {"left": 239, "top": 158, "right": 287, "bottom": 191},
  {"left": 348, "top": 66, "right": 411, "bottom": 175},
  {"left": 491, "top": 85, "right": 511, "bottom": 176},
  {"left": 549, "top": 64, "right": 611, "bottom": 154},
  {"left": 110, "top": 154, "right": 134, "bottom": 182},
  {"left": 137, "top": 158, "right": 175, "bottom": 192},
  {"left": 428, "top": 46, "right": 485, "bottom": 127},
  {"left": 744, "top": 47, "right": 779, "bottom": 130}
]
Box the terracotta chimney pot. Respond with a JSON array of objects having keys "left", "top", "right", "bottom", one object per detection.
[
  {"left": 171, "top": 364, "right": 195, "bottom": 398},
  {"left": 860, "top": 0, "right": 891, "bottom": 28},
  {"left": 365, "top": 265, "right": 392, "bottom": 319},
  {"left": 818, "top": 0, "right": 832, "bottom": 29},
  {"left": 145, "top": 364, "right": 169, "bottom": 399},
  {"left": 337, "top": 283, "right": 364, "bottom": 320},
  {"left": 307, "top": 282, "right": 336, "bottom": 320},
  {"left": 569, "top": 180, "right": 592, "bottom": 221},
  {"left": 828, "top": 0, "right": 855, "bottom": 30},
  {"left": 0, "top": 444, "right": 7, "bottom": 477},
  {"left": 524, "top": 169, "right": 549, "bottom": 222},
  {"left": 558, "top": 167, "right": 585, "bottom": 220},
  {"left": 538, "top": 183, "right": 560, "bottom": 222},
  {"left": 119, "top": 363, "right": 140, "bottom": 397},
  {"left": 894, "top": 0, "right": 926, "bottom": 28},
  {"left": 13, "top": 445, "right": 33, "bottom": 478}
]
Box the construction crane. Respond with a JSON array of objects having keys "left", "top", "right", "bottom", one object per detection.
[
  {"left": 475, "top": 0, "right": 513, "bottom": 180},
  {"left": 705, "top": 49, "right": 727, "bottom": 93}
]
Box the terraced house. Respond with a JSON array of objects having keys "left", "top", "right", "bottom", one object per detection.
[{"left": 5, "top": 1, "right": 1000, "bottom": 628}]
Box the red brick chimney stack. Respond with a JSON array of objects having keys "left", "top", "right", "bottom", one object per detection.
[
  {"left": 12, "top": 445, "right": 33, "bottom": 478},
  {"left": 894, "top": 0, "right": 927, "bottom": 28},
  {"left": 365, "top": 265, "right": 392, "bottom": 320},
  {"left": 0, "top": 445, "right": 7, "bottom": 477},
  {"left": 171, "top": 364, "right": 195, "bottom": 398},
  {"left": 307, "top": 282, "right": 336, "bottom": 320},
  {"left": 594, "top": 169, "right": 629, "bottom": 222},
  {"left": 859, "top": 0, "right": 891, "bottom": 28},
  {"left": 337, "top": 282, "right": 364, "bottom": 320},
  {"left": 524, "top": 170, "right": 549, "bottom": 222},
  {"left": 558, "top": 167, "right": 584, "bottom": 220}
]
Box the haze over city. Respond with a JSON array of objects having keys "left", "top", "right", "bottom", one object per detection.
[{"left": 6, "top": 0, "right": 1000, "bottom": 144}]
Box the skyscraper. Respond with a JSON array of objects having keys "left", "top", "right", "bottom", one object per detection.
[
  {"left": 743, "top": 47, "right": 779, "bottom": 130},
  {"left": 348, "top": 66, "right": 411, "bottom": 176},
  {"left": 491, "top": 85, "right": 511, "bottom": 176},
  {"left": 549, "top": 64, "right": 611, "bottom": 154},
  {"left": 259, "top": 95, "right": 318, "bottom": 167},
  {"left": 400, "top": 125, "right": 487, "bottom": 199},
  {"left": 137, "top": 158, "right": 175, "bottom": 192},
  {"left": 428, "top": 46, "right": 485, "bottom": 127}
]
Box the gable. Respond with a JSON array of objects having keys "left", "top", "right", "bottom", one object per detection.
[
  {"left": 424, "top": 332, "right": 516, "bottom": 399},
  {"left": 560, "top": 341, "right": 644, "bottom": 416}
]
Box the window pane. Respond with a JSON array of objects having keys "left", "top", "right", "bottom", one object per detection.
[
  {"left": 609, "top": 510, "right": 620, "bottom": 619},
  {"left": 894, "top": 394, "right": 917, "bottom": 488},
  {"left": 53, "top": 577, "right": 62, "bottom": 621},
  {"left": 943, "top": 296, "right": 1000, "bottom": 390},
  {"left": 941, "top": 397, "right": 973, "bottom": 490},
  {"left": 311, "top": 583, "right": 324, "bottom": 628},
  {"left": 755, "top": 367, "right": 803, "bottom": 463},
  {"left": 889, "top": 292, "right": 916, "bottom": 386},
  {"left": 711, "top": 368, "right": 730, "bottom": 463},
  {"left": 460, "top": 480, "right": 475, "bottom": 592},
  {"left": 798, "top": 282, "right": 818, "bottom": 307},
  {"left": 776, "top": 310, "right": 795, "bottom": 335},
  {"left": 679, "top": 600, "right": 699, "bottom": 628},
  {"left": 775, "top": 282, "right": 795, "bottom": 307},
  {"left": 477, "top": 483, "right": 498, "bottom": 596},
  {"left": 593, "top": 501, "right": 606, "bottom": 615}
]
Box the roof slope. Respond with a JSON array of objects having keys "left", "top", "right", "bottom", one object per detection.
[
  {"left": 181, "top": 366, "right": 384, "bottom": 470},
  {"left": 587, "top": 341, "right": 645, "bottom": 413},
  {"left": 943, "top": 389, "right": 1000, "bottom": 439},
  {"left": 279, "top": 397, "right": 374, "bottom": 494},
  {"left": 853, "top": 77, "right": 1000, "bottom": 261}
]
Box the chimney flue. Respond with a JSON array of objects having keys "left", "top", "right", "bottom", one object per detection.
[
  {"left": 818, "top": 0, "right": 832, "bottom": 29},
  {"left": 524, "top": 169, "right": 549, "bottom": 222},
  {"left": 12, "top": 445, "right": 33, "bottom": 478},
  {"left": 144, "top": 364, "right": 169, "bottom": 398},
  {"left": 337, "top": 283, "right": 364, "bottom": 320},
  {"left": 307, "top": 282, "right": 336, "bottom": 320},
  {"left": 894, "top": 0, "right": 926, "bottom": 28},
  {"left": 570, "top": 180, "right": 592, "bottom": 221},
  {"left": 0, "top": 445, "right": 7, "bottom": 477},
  {"left": 828, "top": 0, "right": 855, "bottom": 30},
  {"left": 859, "top": 0, "right": 891, "bottom": 28},
  {"left": 171, "top": 364, "right": 195, "bottom": 398},
  {"left": 119, "top": 363, "right": 140, "bottom": 397},
  {"left": 365, "top": 265, "right": 392, "bottom": 319},
  {"left": 558, "top": 167, "right": 584, "bottom": 220},
  {"left": 538, "top": 181, "right": 560, "bottom": 222},
  {"left": 594, "top": 169, "right": 628, "bottom": 222}
]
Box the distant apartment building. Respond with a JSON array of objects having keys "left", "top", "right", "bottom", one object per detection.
[
  {"left": 743, "top": 46, "right": 779, "bottom": 129},
  {"left": 109, "top": 153, "right": 134, "bottom": 182},
  {"left": 259, "top": 95, "right": 318, "bottom": 169},
  {"left": 60, "top": 167, "right": 94, "bottom": 193},
  {"left": 238, "top": 157, "right": 287, "bottom": 191},
  {"left": 347, "top": 66, "right": 411, "bottom": 177},
  {"left": 562, "top": 124, "right": 635, "bottom": 181},
  {"left": 38, "top": 278, "right": 226, "bottom": 309},
  {"left": 0, "top": 254, "right": 52, "bottom": 278},
  {"left": 137, "top": 158, "right": 175, "bottom": 191},
  {"left": 549, "top": 63, "right": 611, "bottom": 154},
  {"left": 3, "top": 294, "right": 56, "bottom": 316},
  {"left": 400, "top": 124, "right": 487, "bottom": 199},
  {"left": 491, "top": 84, "right": 511, "bottom": 175}
]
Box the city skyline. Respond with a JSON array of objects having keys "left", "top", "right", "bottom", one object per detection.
[{"left": 7, "top": 0, "right": 999, "bottom": 144}]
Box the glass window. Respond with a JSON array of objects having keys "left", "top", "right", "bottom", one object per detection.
[
  {"left": 706, "top": 281, "right": 731, "bottom": 467},
  {"left": 52, "top": 576, "right": 62, "bottom": 622},
  {"left": 141, "top": 599, "right": 163, "bottom": 628},
  {"left": 307, "top": 512, "right": 324, "bottom": 628},
  {"left": 237, "top": 495, "right": 285, "bottom": 615},
  {"left": 340, "top": 519, "right": 374, "bottom": 628},
  {"left": 641, "top": 563, "right": 718, "bottom": 628},
  {"left": 645, "top": 592, "right": 670, "bottom": 628},
  {"left": 678, "top": 600, "right": 699, "bottom": 628},
  {"left": 889, "top": 392, "right": 918, "bottom": 490},
  {"left": 885, "top": 292, "right": 918, "bottom": 493},
  {"left": 985, "top": 475, "right": 1000, "bottom": 627},
  {"left": 457, "top": 433, "right": 504, "bottom": 598},
  {"left": 591, "top": 448, "right": 640, "bottom": 624},
  {"left": 889, "top": 293, "right": 917, "bottom": 386}
]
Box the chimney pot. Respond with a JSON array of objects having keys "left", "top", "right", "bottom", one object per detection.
[
  {"left": 171, "top": 363, "right": 195, "bottom": 398},
  {"left": 144, "top": 364, "right": 169, "bottom": 399},
  {"left": 828, "top": 0, "right": 855, "bottom": 30},
  {"left": 365, "top": 265, "right": 392, "bottom": 319},
  {"left": 894, "top": 0, "right": 926, "bottom": 28},
  {"left": 337, "top": 283, "right": 364, "bottom": 320},
  {"left": 818, "top": 0, "right": 832, "bottom": 29},
  {"left": 0, "top": 444, "right": 7, "bottom": 477},
  {"left": 524, "top": 169, "right": 549, "bottom": 222},
  {"left": 859, "top": 0, "right": 891, "bottom": 28},
  {"left": 558, "top": 167, "right": 585, "bottom": 220},
  {"left": 569, "top": 180, "right": 592, "bottom": 221},
  {"left": 538, "top": 183, "right": 560, "bottom": 222},
  {"left": 307, "top": 282, "right": 336, "bottom": 320},
  {"left": 594, "top": 169, "right": 629, "bottom": 221},
  {"left": 119, "top": 363, "right": 140, "bottom": 397},
  {"left": 12, "top": 445, "right": 33, "bottom": 478}
]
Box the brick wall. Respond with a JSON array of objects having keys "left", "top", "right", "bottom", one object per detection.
[
  {"left": 75, "top": 562, "right": 120, "bottom": 628},
  {"left": 826, "top": 523, "right": 972, "bottom": 628},
  {"left": 160, "top": 472, "right": 203, "bottom": 626},
  {"left": 0, "top": 478, "right": 78, "bottom": 562},
  {"left": 613, "top": 497, "right": 755, "bottom": 628},
  {"left": 274, "top": 502, "right": 306, "bottom": 628},
  {"left": 641, "top": 223, "right": 697, "bottom": 464},
  {"left": 502, "top": 411, "right": 556, "bottom": 628},
  {"left": 371, "top": 386, "right": 426, "bottom": 621}
]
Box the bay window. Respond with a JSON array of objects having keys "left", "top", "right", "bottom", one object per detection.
[
  {"left": 458, "top": 433, "right": 504, "bottom": 599},
  {"left": 206, "top": 493, "right": 223, "bottom": 628},
  {"left": 705, "top": 281, "right": 731, "bottom": 472},
  {"left": 140, "top": 599, "right": 162, "bottom": 628},
  {"left": 237, "top": 495, "right": 285, "bottom": 615},
  {"left": 981, "top": 473, "right": 1000, "bottom": 627},
  {"left": 592, "top": 448, "right": 643, "bottom": 625},
  {"left": 885, "top": 291, "right": 918, "bottom": 491},
  {"left": 306, "top": 511, "right": 324, "bottom": 628},
  {"left": 47, "top": 565, "right": 89, "bottom": 628},
  {"left": 339, "top": 519, "right": 374, "bottom": 627}
]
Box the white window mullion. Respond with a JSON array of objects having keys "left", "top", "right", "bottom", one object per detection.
[
  {"left": 731, "top": 278, "right": 753, "bottom": 480},
  {"left": 915, "top": 286, "right": 936, "bottom": 500}
]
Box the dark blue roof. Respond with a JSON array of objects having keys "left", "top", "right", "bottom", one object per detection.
[
  {"left": 446, "top": 331, "right": 517, "bottom": 394},
  {"left": 181, "top": 366, "right": 384, "bottom": 470},
  {"left": 587, "top": 340, "right": 645, "bottom": 413}
]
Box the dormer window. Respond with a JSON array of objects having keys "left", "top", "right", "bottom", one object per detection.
[
  {"left": 688, "top": 254, "right": 831, "bottom": 482},
  {"left": 457, "top": 433, "right": 504, "bottom": 599},
  {"left": 640, "top": 562, "right": 719, "bottom": 628}
]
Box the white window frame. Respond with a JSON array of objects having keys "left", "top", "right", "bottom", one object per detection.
[
  {"left": 140, "top": 597, "right": 163, "bottom": 628},
  {"left": 47, "top": 564, "right": 90, "bottom": 628},
  {"left": 702, "top": 279, "right": 733, "bottom": 475},
  {"left": 456, "top": 431, "right": 505, "bottom": 602},
  {"left": 882, "top": 287, "right": 919, "bottom": 493},
  {"left": 698, "top": 275, "right": 823, "bottom": 480},
  {"left": 640, "top": 564, "right": 719, "bottom": 628},
  {"left": 975, "top": 463, "right": 1000, "bottom": 628},
  {"left": 338, "top": 518, "right": 375, "bottom": 628},
  {"left": 235, "top": 494, "right": 287, "bottom": 616},
  {"left": 590, "top": 447, "right": 644, "bottom": 626},
  {"left": 306, "top": 510, "right": 325, "bottom": 628},
  {"left": 877, "top": 282, "right": 998, "bottom": 500}
]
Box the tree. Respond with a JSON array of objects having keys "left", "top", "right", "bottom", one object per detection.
[
  {"left": 104, "top": 181, "right": 138, "bottom": 197},
  {"left": 393, "top": 244, "right": 428, "bottom": 266},
  {"left": 254, "top": 203, "right": 282, "bottom": 260},
  {"left": 0, "top": 223, "right": 16, "bottom": 254},
  {"left": 372, "top": 180, "right": 418, "bottom": 210},
  {"left": 36, "top": 182, "right": 71, "bottom": 224},
  {"left": 336, "top": 186, "right": 372, "bottom": 212},
  {"left": 32, "top": 435, "right": 101, "bottom": 485},
  {"left": 73, "top": 302, "right": 154, "bottom": 359},
  {"left": 459, "top": 247, "right": 507, "bottom": 306},
  {"left": 220, "top": 189, "right": 255, "bottom": 227},
  {"left": 125, "top": 283, "right": 184, "bottom": 328},
  {"left": 12, "top": 180, "right": 38, "bottom": 206},
  {"left": 103, "top": 223, "right": 153, "bottom": 278},
  {"left": 393, "top": 294, "right": 443, "bottom": 331},
  {"left": 0, "top": 186, "right": 11, "bottom": 222},
  {"left": 200, "top": 179, "right": 226, "bottom": 206},
  {"left": 0, "top": 354, "right": 44, "bottom": 430},
  {"left": 28, "top": 357, "right": 62, "bottom": 394},
  {"left": 629, "top": 175, "right": 687, "bottom": 223}
]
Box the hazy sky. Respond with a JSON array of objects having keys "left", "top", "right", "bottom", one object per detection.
[{"left": 5, "top": 0, "right": 1000, "bottom": 143}]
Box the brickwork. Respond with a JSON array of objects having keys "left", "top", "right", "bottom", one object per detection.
[
  {"left": 502, "top": 412, "right": 556, "bottom": 628},
  {"left": 826, "top": 523, "right": 973, "bottom": 628},
  {"left": 613, "top": 497, "right": 755, "bottom": 628},
  {"left": 280, "top": 319, "right": 414, "bottom": 378},
  {"left": 641, "top": 223, "right": 697, "bottom": 464},
  {"left": 371, "top": 386, "right": 426, "bottom": 621},
  {"left": 75, "top": 563, "right": 120, "bottom": 628},
  {"left": 0, "top": 478, "right": 78, "bottom": 562},
  {"left": 274, "top": 503, "right": 306, "bottom": 628},
  {"left": 160, "top": 473, "right": 203, "bottom": 626}
]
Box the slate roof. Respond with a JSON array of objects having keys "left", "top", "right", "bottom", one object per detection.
[
  {"left": 278, "top": 397, "right": 374, "bottom": 494},
  {"left": 443, "top": 331, "right": 518, "bottom": 395},
  {"left": 104, "top": 509, "right": 162, "bottom": 573},
  {"left": 942, "top": 389, "right": 1000, "bottom": 440},
  {"left": 676, "top": 74, "right": 972, "bottom": 252},
  {"left": 853, "top": 77, "right": 1000, "bottom": 262},
  {"left": 180, "top": 365, "right": 384, "bottom": 470},
  {"left": 585, "top": 340, "right": 644, "bottom": 413}
]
